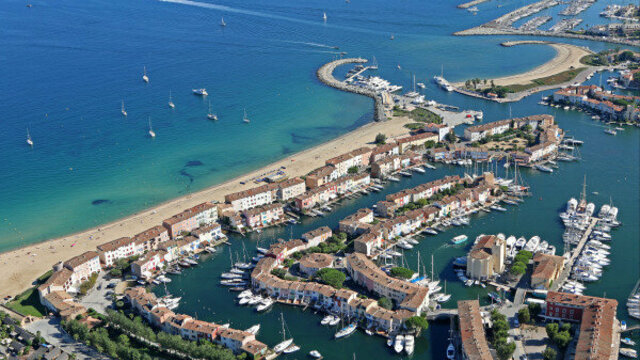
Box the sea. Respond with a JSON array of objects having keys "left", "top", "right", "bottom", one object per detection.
[{"left": 2, "top": 0, "right": 639, "bottom": 357}]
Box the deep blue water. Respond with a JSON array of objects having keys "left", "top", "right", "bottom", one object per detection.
[{"left": 4, "top": 0, "right": 639, "bottom": 357}]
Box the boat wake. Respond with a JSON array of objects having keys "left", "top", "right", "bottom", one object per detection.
[
  {"left": 281, "top": 40, "right": 338, "bottom": 49},
  {"left": 158, "top": 0, "right": 383, "bottom": 35}
]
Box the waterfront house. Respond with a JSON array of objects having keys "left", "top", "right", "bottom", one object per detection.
[
  {"left": 464, "top": 119, "right": 512, "bottom": 142},
  {"left": 276, "top": 177, "right": 306, "bottom": 201},
  {"left": 325, "top": 147, "right": 372, "bottom": 177},
  {"left": 241, "top": 203, "right": 284, "bottom": 230},
  {"left": 544, "top": 292, "right": 619, "bottom": 360},
  {"left": 191, "top": 223, "right": 224, "bottom": 243},
  {"left": 353, "top": 231, "right": 385, "bottom": 257},
  {"left": 423, "top": 123, "right": 451, "bottom": 142},
  {"left": 339, "top": 208, "right": 374, "bottom": 235},
  {"left": 131, "top": 250, "right": 166, "bottom": 279},
  {"left": 301, "top": 226, "right": 333, "bottom": 247},
  {"left": 466, "top": 235, "right": 506, "bottom": 281},
  {"left": 62, "top": 251, "right": 101, "bottom": 284},
  {"left": 162, "top": 202, "right": 218, "bottom": 238},
  {"left": 531, "top": 253, "right": 565, "bottom": 290},
  {"left": 133, "top": 225, "right": 170, "bottom": 253},
  {"left": 293, "top": 181, "right": 337, "bottom": 211},
  {"left": 457, "top": 300, "right": 492, "bottom": 360},
  {"left": 396, "top": 132, "right": 438, "bottom": 153},
  {"left": 39, "top": 290, "right": 86, "bottom": 321},
  {"left": 299, "top": 253, "right": 334, "bottom": 278},
  {"left": 97, "top": 237, "right": 136, "bottom": 268},
  {"left": 225, "top": 184, "right": 278, "bottom": 212},
  {"left": 370, "top": 142, "right": 400, "bottom": 163},
  {"left": 371, "top": 155, "right": 402, "bottom": 178},
  {"left": 305, "top": 165, "right": 339, "bottom": 188}
]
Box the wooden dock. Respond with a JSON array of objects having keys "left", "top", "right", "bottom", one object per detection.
[{"left": 551, "top": 217, "right": 598, "bottom": 291}]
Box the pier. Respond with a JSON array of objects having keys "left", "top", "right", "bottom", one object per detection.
[
  {"left": 317, "top": 58, "right": 387, "bottom": 122},
  {"left": 550, "top": 217, "right": 598, "bottom": 291}
]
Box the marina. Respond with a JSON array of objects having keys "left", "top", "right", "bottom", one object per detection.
[{"left": 2, "top": 0, "right": 640, "bottom": 359}]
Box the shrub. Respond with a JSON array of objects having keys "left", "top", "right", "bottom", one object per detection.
[
  {"left": 375, "top": 133, "right": 387, "bottom": 145},
  {"left": 404, "top": 316, "right": 429, "bottom": 331},
  {"left": 389, "top": 267, "right": 414, "bottom": 279},
  {"left": 378, "top": 297, "right": 393, "bottom": 310},
  {"left": 543, "top": 347, "right": 557, "bottom": 360},
  {"left": 315, "top": 268, "right": 346, "bottom": 289},
  {"left": 518, "top": 307, "right": 530, "bottom": 324}
]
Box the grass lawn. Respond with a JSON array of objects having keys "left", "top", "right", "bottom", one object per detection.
[
  {"left": 6, "top": 287, "right": 47, "bottom": 317},
  {"left": 504, "top": 67, "right": 586, "bottom": 93},
  {"left": 404, "top": 122, "right": 425, "bottom": 130},
  {"left": 5, "top": 270, "right": 52, "bottom": 317},
  {"left": 394, "top": 107, "right": 442, "bottom": 124}
]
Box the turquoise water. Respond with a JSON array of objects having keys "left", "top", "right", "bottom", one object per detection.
[
  {"left": 0, "top": 0, "right": 587, "bottom": 250},
  {"left": 3, "top": 0, "right": 640, "bottom": 356}
]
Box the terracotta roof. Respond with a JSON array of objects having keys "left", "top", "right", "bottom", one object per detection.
[
  {"left": 302, "top": 226, "right": 332, "bottom": 240},
  {"left": 242, "top": 203, "right": 283, "bottom": 217},
  {"left": 458, "top": 300, "right": 492, "bottom": 360},
  {"left": 224, "top": 184, "right": 276, "bottom": 203},
  {"left": 133, "top": 226, "right": 167, "bottom": 244},
  {"left": 64, "top": 251, "right": 99, "bottom": 269},
  {"left": 97, "top": 237, "right": 133, "bottom": 252},
  {"left": 299, "top": 253, "right": 334, "bottom": 269}
]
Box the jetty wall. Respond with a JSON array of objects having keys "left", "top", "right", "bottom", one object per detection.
[{"left": 316, "top": 58, "right": 387, "bottom": 122}]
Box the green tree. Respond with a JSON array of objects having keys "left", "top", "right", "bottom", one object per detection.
[
  {"left": 496, "top": 342, "right": 516, "bottom": 360},
  {"left": 378, "top": 297, "right": 393, "bottom": 310},
  {"left": 404, "top": 316, "right": 429, "bottom": 331},
  {"left": 375, "top": 133, "right": 387, "bottom": 145},
  {"left": 315, "top": 268, "right": 346, "bottom": 289},
  {"left": 445, "top": 131, "right": 456, "bottom": 143},
  {"left": 546, "top": 323, "right": 559, "bottom": 339},
  {"left": 348, "top": 166, "right": 359, "bottom": 174},
  {"left": 389, "top": 267, "right": 414, "bottom": 279},
  {"left": 528, "top": 302, "right": 542, "bottom": 319},
  {"left": 518, "top": 307, "right": 530, "bottom": 324},
  {"left": 543, "top": 347, "right": 557, "bottom": 360}
]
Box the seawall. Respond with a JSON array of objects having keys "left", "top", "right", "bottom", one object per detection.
[{"left": 316, "top": 58, "right": 387, "bottom": 122}]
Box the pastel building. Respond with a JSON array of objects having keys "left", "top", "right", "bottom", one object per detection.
[{"left": 162, "top": 202, "right": 218, "bottom": 238}]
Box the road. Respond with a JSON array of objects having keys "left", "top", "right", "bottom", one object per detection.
[{"left": 25, "top": 317, "right": 110, "bottom": 360}]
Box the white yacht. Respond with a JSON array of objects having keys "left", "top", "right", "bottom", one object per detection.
[
  {"left": 168, "top": 91, "right": 175, "bottom": 109},
  {"left": 192, "top": 88, "right": 208, "bottom": 96},
  {"left": 243, "top": 108, "right": 250, "bottom": 123},
  {"left": 148, "top": 117, "right": 156, "bottom": 138},
  {"left": 273, "top": 314, "right": 294, "bottom": 353},
  {"left": 26, "top": 128, "right": 34, "bottom": 147},
  {"left": 142, "top": 66, "right": 149, "bottom": 83},
  {"left": 309, "top": 350, "right": 323, "bottom": 359},
  {"left": 246, "top": 324, "right": 260, "bottom": 335},
  {"left": 394, "top": 335, "right": 404, "bottom": 353},
  {"left": 323, "top": 12, "right": 327, "bottom": 22},
  {"left": 404, "top": 335, "right": 414, "bottom": 355},
  {"left": 334, "top": 323, "right": 357, "bottom": 339},
  {"left": 121, "top": 100, "right": 128, "bottom": 117},
  {"left": 220, "top": 17, "right": 226, "bottom": 27}
]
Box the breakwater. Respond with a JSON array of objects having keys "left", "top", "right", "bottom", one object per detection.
[{"left": 317, "top": 58, "right": 387, "bottom": 122}]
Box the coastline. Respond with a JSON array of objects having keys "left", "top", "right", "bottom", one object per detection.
[
  {"left": 0, "top": 112, "right": 413, "bottom": 298},
  {"left": 451, "top": 41, "right": 597, "bottom": 102}
]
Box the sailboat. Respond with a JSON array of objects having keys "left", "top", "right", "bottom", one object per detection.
[
  {"left": 220, "top": 16, "right": 226, "bottom": 27},
  {"left": 242, "top": 108, "right": 250, "bottom": 123},
  {"left": 26, "top": 128, "right": 34, "bottom": 147},
  {"left": 168, "top": 91, "right": 175, "bottom": 109},
  {"left": 273, "top": 313, "right": 294, "bottom": 353},
  {"left": 207, "top": 100, "right": 218, "bottom": 120},
  {"left": 121, "top": 100, "right": 128, "bottom": 117},
  {"left": 148, "top": 117, "right": 156, "bottom": 138},
  {"left": 437, "top": 280, "right": 451, "bottom": 302},
  {"left": 370, "top": 56, "right": 379, "bottom": 70},
  {"left": 142, "top": 66, "right": 149, "bottom": 83},
  {"left": 323, "top": 12, "right": 327, "bottom": 22}
]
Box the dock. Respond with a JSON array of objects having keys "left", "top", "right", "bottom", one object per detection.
[
  {"left": 550, "top": 217, "right": 598, "bottom": 291},
  {"left": 317, "top": 58, "right": 386, "bottom": 122}
]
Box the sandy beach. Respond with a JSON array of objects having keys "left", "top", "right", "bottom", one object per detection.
[
  {"left": 453, "top": 41, "right": 593, "bottom": 87},
  {"left": 0, "top": 114, "right": 413, "bottom": 299}
]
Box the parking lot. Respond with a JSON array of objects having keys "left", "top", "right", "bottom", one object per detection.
[
  {"left": 77, "top": 272, "right": 120, "bottom": 314},
  {"left": 25, "top": 318, "right": 110, "bottom": 360}
]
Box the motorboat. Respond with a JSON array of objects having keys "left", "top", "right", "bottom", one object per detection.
[
  {"left": 447, "top": 343, "right": 455, "bottom": 359},
  {"left": 328, "top": 316, "right": 341, "bottom": 326},
  {"left": 309, "top": 350, "right": 323, "bottom": 359},
  {"left": 451, "top": 235, "right": 468, "bottom": 245},
  {"left": 246, "top": 324, "right": 260, "bottom": 335},
  {"left": 321, "top": 315, "right": 333, "bottom": 326},
  {"left": 192, "top": 88, "right": 208, "bottom": 96},
  {"left": 283, "top": 344, "right": 300, "bottom": 354},
  {"left": 335, "top": 323, "right": 357, "bottom": 339},
  {"left": 394, "top": 334, "right": 404, "bottom": 353},
  {"left": 404, "top": 335, "right": 414, "bottom": 355},
  {"left": 256, "top": 298, "right": 274, "bottom": 312}
]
